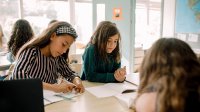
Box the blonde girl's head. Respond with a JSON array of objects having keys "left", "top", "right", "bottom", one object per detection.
[{"left": 138, "top": 38, "right": 200, "bottom": 112}]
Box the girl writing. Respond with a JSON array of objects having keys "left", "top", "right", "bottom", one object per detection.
[{"left": 11, "top": 21, "right": 85, "bottom": 93}]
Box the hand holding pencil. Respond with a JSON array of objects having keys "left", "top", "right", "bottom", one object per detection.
[{"left": 114, "top": 66, "right": 126, "bottom": 82}]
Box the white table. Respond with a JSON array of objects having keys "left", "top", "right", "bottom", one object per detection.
[{"left": 45, "top": 81, "right": 135, "bottom": 112}]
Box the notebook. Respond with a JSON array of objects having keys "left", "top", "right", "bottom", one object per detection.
[{"left": 0, "top": 79, "right": 44, "bottom": 112}]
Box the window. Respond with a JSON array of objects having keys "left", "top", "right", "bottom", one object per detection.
[
  {"left": 0, "top": 0, "right": 20, "bottom": 43},
  {"left": 75, "top": 1, "right": 92, "bottom": 54},
  {"left": 23, "top": 0, "right": 70, "bottom": 35},
  {"left": 0, "top": 0, "right": 93, "bottom": 55},
  {"left": 135, "top": 0, "right": 162, "bottom": 49}
]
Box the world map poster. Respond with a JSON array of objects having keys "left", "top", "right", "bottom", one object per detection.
[{"left": 175, "top": 0, "right": 200, "bottom": 33}]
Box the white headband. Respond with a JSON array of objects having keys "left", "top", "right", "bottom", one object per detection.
[{"left": 56, "top": 25, "right": 78, "bottom": 38}]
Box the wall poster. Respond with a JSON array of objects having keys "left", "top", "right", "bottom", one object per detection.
[{"left": 175, "top": 0, "right": 200, "bottom": 33}]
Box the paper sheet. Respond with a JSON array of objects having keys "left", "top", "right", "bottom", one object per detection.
[
  {"left": 43, "top": 90, "right": 80, "bottom": 105},
  {"left": 115, "top": 92, "right": 137, "bottom": 108},
  {"left": 125, "top": 73, "right": 140, "bottom": 86},
  {"left": 86, "top": 82, "right": 137, "bottom": 98},
  {"left": 86, "top": 85, "right": 117, "bottom": 98}
]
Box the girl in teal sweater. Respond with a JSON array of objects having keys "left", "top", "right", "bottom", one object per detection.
[{"left": 81, "top": 21, "right": 126, "bottom": 83}]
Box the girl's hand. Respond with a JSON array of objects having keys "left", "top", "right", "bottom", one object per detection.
[
  {"left": 74, "top": 83, "right": 85, "bottom": 93},
  {"left": 53, "top": 82, "right": 75, "bottom": 93},
  {"left": 114, "top": 66, "right": 126, "bottom": 82},
  {"left": 119, "top": 66, "right": 126, "bottom": 75},
  {"left": 73, "top": 77, "right": 85, "bottom": 93}
]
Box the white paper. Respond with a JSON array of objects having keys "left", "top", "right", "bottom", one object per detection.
[
  {"left": 104, "top": 82, "right": 137, "bottom": 93},
  {"left": 115, "top": 92, "right": 137, "bottom": 108},
  {"left": 43, "top": 90, "right": 64, "bottom": 105},
  {"left": 86, "top": 82, "right": 137, "bottom": 98},
  {"left": 44, "top": 99, "right": 51, "bottom": 105},
  {"left": 125, "top": 73, "right": 140, "bottom": 86},
  {"left": 54, "top": 92, "right": 81, "bottom": 99},
  {"left": 43, "top": 90, "right": 80, "bottom": 105},
  {"left": 86, "top": 85, "right": 117, "bottom": 98}
]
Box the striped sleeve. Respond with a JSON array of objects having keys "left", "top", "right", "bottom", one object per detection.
[
  {"left": 11, "top": 48, "right": 37, "bottom": 79},
  {"left": 57, "top": 57, "right": 77, "bottom": 82}
]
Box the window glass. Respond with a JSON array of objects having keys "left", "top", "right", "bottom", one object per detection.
[
  {"left": 135, "top": 3, "right": 148, "bottom": 47},
  {"left": 23, "top": 0, "right": 70, "bottom": 35},
  {"left": 96, "top": 4, "right": 105, "bottom": 25},
  {"left": 0, "top": 0, "right": 20, "bottom": 47},
  {"left": 135, "top": 0, "right": 161, "bottom": 49},
  {"left": 75, "top": 2, "right": 92, "bottom": 54}
]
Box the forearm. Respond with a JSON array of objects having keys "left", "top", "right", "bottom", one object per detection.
[{"left": 43, "top": 82, "right": 57, "bottom": 92}]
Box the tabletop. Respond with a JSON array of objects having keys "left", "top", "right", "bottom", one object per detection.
[{"left": 45, "top": 81, "right": 135, "bottom": 112}]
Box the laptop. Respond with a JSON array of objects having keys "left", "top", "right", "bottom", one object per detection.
[{"left": 0, "top": 79, "right": 44, "bottom": 112}]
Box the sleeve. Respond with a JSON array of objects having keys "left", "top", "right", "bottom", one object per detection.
[
  {"left": 113, "top": 61, "right": 121, "bottom": 72},
  {"left": 82, "top": 46, "right": 118, "bottom": 83},
  {"left": 57, "top": 57, "right": 78, "bottom": 82},
  {"left": 11, "top": 48, "right": 37, "bottom": 79}
]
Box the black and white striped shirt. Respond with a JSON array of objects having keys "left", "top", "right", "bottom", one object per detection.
[{"left": 11, "top": 47, "right": 77, "bottom": 84}]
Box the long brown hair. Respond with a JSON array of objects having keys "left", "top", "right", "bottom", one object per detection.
[
  {"left": 16, "top": 21, "right": 77, "bottom": 60},
  {"left": 8, "top": 19, "right": 34, "bottom": 56},
  {"left": 137, "top": 38, "right": 200, "bottom": 112},
  {"left": 0, "top": 24, "right": 4, "bottom": 48},
  {"left": 92, "top": 21, "right": 121, "bottom": 63}
]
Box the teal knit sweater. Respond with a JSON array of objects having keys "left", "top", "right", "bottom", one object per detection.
[{"left": 81, "top": 44, "right": 121, "bottom": 82}]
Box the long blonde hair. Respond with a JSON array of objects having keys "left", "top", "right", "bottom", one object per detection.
[{"left": 137, "top": 38, "right": 200, "bottom": 112}]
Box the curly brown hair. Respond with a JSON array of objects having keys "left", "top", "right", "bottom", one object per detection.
[
  {"left": 16, "top": 21, "right": 77, "bottom": 60},
  {"left": 7, "top": 19, "right": 34, "bottom": 56},
  {"left": 0, "top": 24, "right": 4, "bottom": 48}
]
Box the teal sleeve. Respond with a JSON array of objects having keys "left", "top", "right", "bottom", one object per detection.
[
  {"left": 113, "top": 61, "right": 121, "bottom": 72},
  {"left": 82, "top": 46, "right": 118, "bottom": 83}
]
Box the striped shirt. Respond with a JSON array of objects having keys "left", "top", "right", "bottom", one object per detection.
[{"left": 10, "top": 47, "right": 77, "bottom": 84}]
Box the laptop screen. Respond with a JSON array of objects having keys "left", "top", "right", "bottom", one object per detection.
[{"left": 0, "top": 79, "right": 44, "bottom": 112}]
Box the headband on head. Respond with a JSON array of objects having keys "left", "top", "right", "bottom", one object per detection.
[{"left": 56, "top": 25, "right": 78, "bottom": 38}]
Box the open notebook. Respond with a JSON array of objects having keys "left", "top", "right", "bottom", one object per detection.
[
  {"left": 0, "top": 79, "right": 44, "bottom": 112},
  {"left": 43, "top": 89, "right": 81, "bottom": 105},
  {"left": 86, "top": 82, "right": 138, "bottom": 98}
]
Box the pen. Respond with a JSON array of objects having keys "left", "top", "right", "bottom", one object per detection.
[
  {"left": 54, "top": 94, "right": 76, "bottom": 102},
  {"left": 122, "top": 89, "right": 136, "bottom": 94},
  {"left": 54, "top": 94, "right": 72, "bottom": 100},
  {"left": 125, "top": 80, "right": 138, "bottom": 86}
]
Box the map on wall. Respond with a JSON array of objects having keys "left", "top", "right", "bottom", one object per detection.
[{"left": 175, "top": 0, "right": 200, "bottom": 33}]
